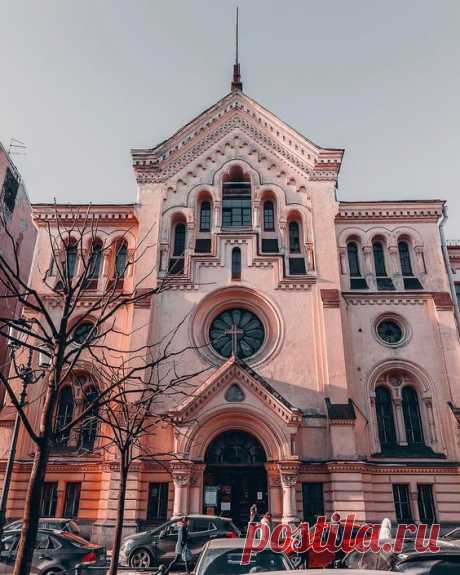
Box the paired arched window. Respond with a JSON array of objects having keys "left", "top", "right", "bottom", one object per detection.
[
  {"left": 289, "top": 221, "right": 301, "bottom": 253},
  {"left": 55, "top": 387, "right": 74, "bottom": 446},
  {"left": 231, "top": 247, "right": 241, "bottom": 280},
  {"left": 398, "top": 241, "right": 413, "bottom": 276},
  {"left": 375, "top": 386, "right": 397, "bottom": 447},
  {"left": 173, "top": 223, "right": 186, "bottom": 257},
  {"left": 263, "top": 201, "right": 275, "bottom": 231},
  {"left": 80, "top": 386, "right": 98, "bottom": 451},
  {"left": 88, "top": 239, "right": 103, "bottom": 280},
  {"left": 66, "top": 240, "right": 78, "bottom": 280},
  {"left": 222, "top": 165, "right": 251, "bottom": 228},
  {"left": 372, "top": 241, "right": 387, "bottom": 276},
  {"left": 114, "top": 241, "right": 128, "bottom": 278},
  {"left": 199, "top": 201, "right": 211, "bottom": 232},
  {"left": 347, "top": 242, "right": 361, "bottom": 276},
  {"left": 402, "top": 386, "right": 424, "bottom": 445}
]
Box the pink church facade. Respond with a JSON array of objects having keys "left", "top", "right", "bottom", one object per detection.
[{"left": 3, "top": 83, "right": 460, "bottom": 543}]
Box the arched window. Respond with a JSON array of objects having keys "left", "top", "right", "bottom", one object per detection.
[
  {"left": 173, "top": 223, "right": 186, "bottom": 256},
  {"left": 80, "top": 386, "right": 98, "bottom": 451},
  {"left": 231, "top": 247, "right": 241, "bottom": 280},
  {"left": 222, "top": 165, "right": 251, "bottom": 228},
  {"left": 55, "top": 387, "right": 74, "bottom": 446},
  {"left": 373, "top": 241, "right": 387, "bottom": 276},
  {"left": 66, "top": 240, "right": 78, "bottom": 280},
  {"left": 375, "top": 386, "right": 397, "bottom": 448},
  {"left": 402, "top": 386, "right": 424, "bottom": 445},
  {"left": 88, "top": 240, "right": 103, "bottom": 279},
  {"left": 114, "top": 241, "right": 128, "bottom": 278},
  {"left": 398, "top": 241, "right": 413, "bottom": 276},
  {"left": 289, "top": 221, "right": 301, "bottom": 253},
  {"left": 347, "top": 242, "right": 361, "bottom": 276},
  {"left": 200, "top": 201, "right": 211, "bottom": 232},
  {"left": 263, "top": 201, "right": 275, "bottom": 231}
]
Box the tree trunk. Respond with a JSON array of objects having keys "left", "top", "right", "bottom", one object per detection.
[
  {"left": 108, "top": 462, "right": 129, "bottom": 575},
  {"left": 13, "top": 381, "right": 57, "bottom": 575},
  {"left": 12, "top": 442, "right": 49, "bottom": 575}
]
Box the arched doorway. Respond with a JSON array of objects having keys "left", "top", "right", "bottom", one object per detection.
[{"left": 203, "top": 430, "right": 268, "bottom": 527}]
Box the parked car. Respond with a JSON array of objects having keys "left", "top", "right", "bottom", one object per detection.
[
  {"left": 5, "top": 518, "right": 80, "bottom": 536},
  {"left": 335, "top": 538, "right": 460, "bottom": 572},
  {"left": 194, "top": 538, "right": 294, "bottom": 575},
  {"left": 282, "top": 521, "right": 376, "bottom": 568},
  {"left": 0, "top": 529, "right": 106, "bottom": 575},
  {"left": 119, "top": 514, "right": 241, "bottom": 569}
]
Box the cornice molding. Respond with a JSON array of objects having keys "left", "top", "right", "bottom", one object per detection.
[
  {"left": 342, "top": 292, "right": 430, "bottom": 306},
  {"left": 336, "top": 202, "right": 444, "bottom": 223},
  {"left": 32, "top": 204, "right": 138, "bottom": 226}
]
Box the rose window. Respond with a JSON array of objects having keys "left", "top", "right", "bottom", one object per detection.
[{"left": 209, "top": 308, "right": 265, "bottom": 359}]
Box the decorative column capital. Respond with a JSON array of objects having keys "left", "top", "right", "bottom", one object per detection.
[
  {"left": 278, "top": 460, "right": 300, "bottom": 487},
  {"left": 170, "top": 460, "right": 193, "bottom": 487}
]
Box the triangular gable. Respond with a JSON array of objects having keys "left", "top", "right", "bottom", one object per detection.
[
  {"left": 170, "top": 355, "right": 302, "bottom": 426},
  {"left": 132, "top": 91, "right": 343, "bottom": 184}
]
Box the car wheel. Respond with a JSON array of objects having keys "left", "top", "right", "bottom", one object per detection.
[
  {"left": 129, "top": 548, "right": 154, "bottom": 569},
  {"left": 291, "top": 554, "right": 308, "bottom": 569}
]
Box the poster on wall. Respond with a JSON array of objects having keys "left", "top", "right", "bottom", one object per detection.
[
  {"left": 221, "top": 502, "right": 231, "bottom": 511},
  {"left": 204, "top": 486, "right": 218, "bottom": 506}
]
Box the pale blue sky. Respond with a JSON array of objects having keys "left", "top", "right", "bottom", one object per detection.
[{"left": 1, "top": 1, "right": 459, "bottom": 233}]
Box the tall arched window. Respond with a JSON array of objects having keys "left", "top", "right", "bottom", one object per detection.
[
  {"left": 398, "top": 241, "right": 413, "bottom": 276},
  {"left": 88, "top": 240, "right": 103, "bottom": 280},
  {"left": 66, "top": 240, "right": 78, "bottom": 280},
  {"left": 372, "top": 241, "right": 387, "bottom": 276},
  {"left": 80, "top": 386, "right": 98, "bottom": 451},
  {"left": 222, "top": 165, "right": 251, "bottom": 228},
  {"left": 347, "top": 242, "right": 361, "bottom": 276},
  {"left": 232, "top": 247, "right": 241, "bottom": 280},
  {"left": 200, "top": 201, "right": 211, "bottom": 232},
  {"left": 114, "top": 241, "right": 128, "bottom": 278},
  {"left": 263, "top": 201, "right": 275, "bottom": 231},
  {"left": 289, "top": 221, "right": 301, "bottom": 253},
  {"left": 55, "top": 387, "right": 74, "bottom": 446},
  {"left": 402, "top": 386, "right": 424, "bottom": 445},
  {"left": 375, "top": 386, "right": 397, "bottom": 447},
  {"left": 173, "top": 223, "right": 186, "bottom": 256}
]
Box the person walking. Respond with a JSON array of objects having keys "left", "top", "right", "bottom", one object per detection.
[
  {"left": 261, "top": 512, "right": 273, "bottom": 532},
  {"left": 249, "top": 504, "right": 258, "bottom": 523},
  {"left": 164, "top": 517, "right": 191, "bottom": 575}
]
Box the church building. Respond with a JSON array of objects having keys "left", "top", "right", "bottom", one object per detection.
[{"left": 4, "top": 62, "right": 460, "bottom": 543}]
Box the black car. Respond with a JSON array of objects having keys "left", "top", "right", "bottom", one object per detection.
[
  {"left": 119, "top": 515, "right": 241, "bottom": 569},
  {"left": 335, "top": 538, "right": 460, "bottom": 573},
  {"left": 0, "top": 529, "right": 106, "bottom": 575},
  {"left": 5, "top": 519, "right": 80, "bottom": 536}
]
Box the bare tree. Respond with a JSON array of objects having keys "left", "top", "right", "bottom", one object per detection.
[{"left": 0, "top": 207, "right": 201, "bottom": 575}]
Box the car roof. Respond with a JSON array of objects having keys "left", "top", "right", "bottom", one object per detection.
[
  {"left": 205, "top": 538, "right": 263, "bottom": 549},
  {"left": 186, "top": 514, "right": 231, "bottom": 521}
]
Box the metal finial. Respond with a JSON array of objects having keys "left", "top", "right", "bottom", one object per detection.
[{"left": 231, "top": 7, "right": 242, "bottom": 91}]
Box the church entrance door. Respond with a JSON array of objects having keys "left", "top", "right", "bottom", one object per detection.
[{"left": 203, "top": 431, "right": 268, "bottom": 527}]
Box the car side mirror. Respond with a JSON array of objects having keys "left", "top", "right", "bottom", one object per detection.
[
  {"left": 332, "top": 558, "right": 344, "bottom": 569},
  {"left": 159, "top": 529, "right": 167, "bottom": 539}
]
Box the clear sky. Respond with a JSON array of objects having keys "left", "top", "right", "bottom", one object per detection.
[{"left": 1, "top": 0, "right": 459, "bottom": 233}]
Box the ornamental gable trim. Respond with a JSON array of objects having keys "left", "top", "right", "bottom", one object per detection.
[
  {"left": 169, "top": 355, "right": 302, "bottom": 425},
  {"left": 132, "top": 92, "right": 343, "bottom": 184},
  {"left": 32, "top": 204, "right": 138, "bottom": 226},
  {"left": 336, "top": 201, "right": 444, "bottom": 223}
]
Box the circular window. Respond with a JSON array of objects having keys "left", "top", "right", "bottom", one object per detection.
[
  {"left": 376, "top": 319, "right": 404, "bottom": 345},
  {"left": 209, "top": 308, "right": 265, "bottom": 359},
  {"left": 72, "top": 322, "right": 95, "bottom": 345}
]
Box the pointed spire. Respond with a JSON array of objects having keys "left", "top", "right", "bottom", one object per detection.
[{"left": 231, "top": 7, "right": 242, "bottom": 92}]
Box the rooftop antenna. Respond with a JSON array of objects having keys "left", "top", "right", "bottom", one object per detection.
[
  {"left": 231, "top": 7, "right": 242, "bottom": 92},
  {"left": 8, "top": 138, "right": 27, "bottom": 157}
]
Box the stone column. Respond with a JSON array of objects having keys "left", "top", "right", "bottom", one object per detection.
[
  {"left": 362, "top": 245, "right": 374, "bottom": 288},
  {"left": 394, "top": 398, "right": 408, "bottom": 445},
  {"left": 265, "top": 463, "right": 282, "bottom": 523},
  {"left": 189, "top": 464, "right": 205, "bottom": 514},
  {"left": 278, "top": 461, "right": 299, "bottom": 524},
  {"left": 171, "top": 461, "right": 192, "bottom": 517},
  {"left": 388, "top": 245, "right": 403, "bottom": 289},
  {"left": 424, "top": 398, "right": 438, "bottom": 447}
]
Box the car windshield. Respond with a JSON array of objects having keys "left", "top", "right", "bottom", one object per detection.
[
  {"left": 445, "top": 528, "right": 460, "bottom": 540},
  {"left": 198, "top": 548, "right": 289, "bottom": 575}
]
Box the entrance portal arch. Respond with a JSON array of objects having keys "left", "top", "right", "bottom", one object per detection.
[{"left": 203, "top": 430, "right": 268, "bottom": 527}]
